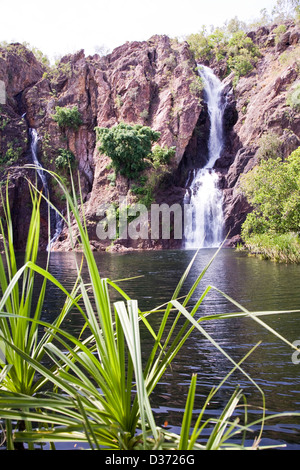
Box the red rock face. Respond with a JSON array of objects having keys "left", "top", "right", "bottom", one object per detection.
[
  {"left": 81, "top": 36, "right": 203, "bottom": 250},
  {"left": 92, "top": 36, "right": 202, "bottom": 161}
]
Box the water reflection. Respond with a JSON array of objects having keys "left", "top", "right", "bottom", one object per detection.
[{"left": 33, "top": 248, "right": 300, "bottom": 449}]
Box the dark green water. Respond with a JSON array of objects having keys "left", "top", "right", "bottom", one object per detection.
[{"left": 37, "top": 248, "right": 300, "bottom": 449}]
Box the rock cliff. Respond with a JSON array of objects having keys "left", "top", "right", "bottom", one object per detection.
[
  {"left": 217, "top": 21, "right": 300, "bottom": 243},
  {"left": 0, "top": 36, "right": 203, "bottom": 250},
  {"left": 0, "top": 22, "right": 299, "bottom": 251}
]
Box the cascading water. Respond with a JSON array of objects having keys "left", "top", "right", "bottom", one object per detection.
[
  {"left": 49, "top": 211, "right": 64, "bottom": 247},
  {"left": 29, "top": 128, "right": 63, "bottom": 250},
  {"left": 184, "top": 66, "right": 226, "bottom": 249},
  {"left": 29, "top": 128, "right": 49, "bottom": 198}
]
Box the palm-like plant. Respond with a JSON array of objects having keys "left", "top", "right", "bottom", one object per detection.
[{"left": 0, "top": 180, "right": 84, "bottom": 448}]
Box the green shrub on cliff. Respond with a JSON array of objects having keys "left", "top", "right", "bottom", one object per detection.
[
  {"left": 96, "top": 122, "right": 161, "bottom": 179},
  {"left": 186, "top": 23, "right": 260, "bottom": 79},
  {"left": 0, "top": 141, "right": 23, "bottom": 166},
  {"left": 53, "top": 105, "right": 82, "bottom": 131},
  {"left": 128, "top": 145, "right": 175, "bottom": 207},
  {"left": 226, "top": 31, "right": 260, "bottom": 77},
  {"left": 189, "top": 75, "right": 204, "bottom": 100},
  {"left": 255, "top": 132, "right": 283, "bottom": 161},
  {"left": 186, "top": 27, "right": 224, "bottom": 63},
  {"left": 186, "top": 27, "right": 214, "bottom": 63},
  {"left": 150, "top": 144, "right": 175, "bottom": 167},
  {"left": 286, "top": 81, "right": 300, "bottom": 111},
  {"left": 55, "top": 148, "right": 76, "bottom": 170}
]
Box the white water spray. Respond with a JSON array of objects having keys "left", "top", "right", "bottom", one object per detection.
[
  {"left": 29, "top": 128, "right": 63, "bottom": 250},
  {"left": 29, "top": 128, "right": 49, "bottom": 197},
  {"left": 184, "top": 66, "right": 226, "bottom": 249}
]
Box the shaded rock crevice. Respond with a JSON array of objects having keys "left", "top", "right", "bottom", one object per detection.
[{"left": 175, "top": 102, "right": 210, "bottom": 188}]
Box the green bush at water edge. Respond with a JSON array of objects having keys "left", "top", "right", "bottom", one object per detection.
[{"left": 240, "top": 146, "right": 300, "bottom": 262}]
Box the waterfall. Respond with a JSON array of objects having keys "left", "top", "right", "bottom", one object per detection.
[
  {"left": 184, "top": 66, "right": 226, "bottom": 249},
  {"left": 29, "top": 128, "right": 49, "bottom": 198},
  {"left": 49, "top": 211, "right": 64, "bottom": 247},
  {"left": 29, "top": 128, "right": 63, "bottom": 250}
]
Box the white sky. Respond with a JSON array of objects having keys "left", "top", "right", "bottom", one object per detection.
[{"left": 0, "top": 0, "right": 277, "bottom": 61}]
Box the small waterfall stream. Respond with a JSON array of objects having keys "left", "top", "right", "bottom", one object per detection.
[
  {"left": 29, "top": 128, "right": 63, "bottom": 250},
  {"left": 29, "top": 128, "right": 49, "bottom": 198},
  {"left": 184, "top": 66, "right": 226, "bottom": 249}
]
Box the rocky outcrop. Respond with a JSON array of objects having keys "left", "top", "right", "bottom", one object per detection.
[
  {"left": 0, "top": 22, "right": 300, "bottom": 251},
  {"left": 79, "top": 35, "right": 203, "bottom": 251},
  {"left": 1, "top": 36, "right": 204, "bottom": 250},
  {"left": 0, "top": 44, "right": 49, "bottom": 248},
  {"left": 214, "top": 21, "right": 300, "bottom": 243}
]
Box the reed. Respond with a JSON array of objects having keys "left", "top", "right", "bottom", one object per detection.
[
  {"left": 0, "top": 180, "right": 85, "bottom": 449},
  {"left": 0, "top": 167, "right": 299, "bottom": 450},
  {"left": 244, "top": 232, "right": 300, "bottom": 263}
]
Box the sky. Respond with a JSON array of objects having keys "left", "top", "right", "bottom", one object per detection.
[{"left": 0, "top": 0, "right": 277, "bottom": 62}]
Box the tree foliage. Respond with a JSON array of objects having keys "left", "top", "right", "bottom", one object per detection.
[
  {"left": 96, "top": 123, "right": 161, "bottom": 179},
  {"left": 186, "top": 26, "right": 227, "bottom": 63},
  {"left": 226, "top": 31, "right": 260, "bottom": 77},
  {"left": 55, "top": 148, "right": 76, "bottom": 170},
  {"left": 150, "top": 144, "right": 176, "bottom": 167},
  {"left": 186, "top": 2, "right": 300, "bottom": 78},
  {"left": 240, "top": 146, "right": 300, "bottom": 238},
  {"left": 286, "top": 81, "right": 300, "bottom": 111},
  {"left": 186, "top": 27, "right": 260, "bottom": 78},
  {"left": 53, "top": 105, "right": 82, "bottom": 131},
  {"left": 271, "top": 0, "right": 300, "bottom": 21}
]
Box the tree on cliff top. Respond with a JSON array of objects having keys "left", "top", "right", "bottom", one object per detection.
[
  {"left": 186, "top": 28, "right": 260, "bottom": 79},
  {"left": 186, "top": 2, "right": 299, "bottom": 77},
  {"left": 96, "top": 123, "right": 161, "bottom": 180},
  {"left": 272, "top": 0, "right": 300, "bottom": 21}
]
